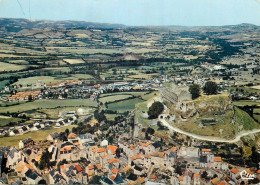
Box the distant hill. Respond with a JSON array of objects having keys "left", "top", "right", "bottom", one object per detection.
[
  {"left": 0, "top": 18, "right": 259, "bottom": 33},
  {"left": 0, "top": 18, "right": 126, "bottom": 32}
]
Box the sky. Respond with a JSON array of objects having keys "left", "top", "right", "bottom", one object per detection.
[{"left": 0, "top": 0, "right": 260, "bottom": 26}]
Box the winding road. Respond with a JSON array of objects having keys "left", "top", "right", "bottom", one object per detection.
[
  {"left": 159, "top": 118, "right": 260, "bottom": 143},
  {"left": 145, "top": 92, "right": 260, "bottom": 143}
]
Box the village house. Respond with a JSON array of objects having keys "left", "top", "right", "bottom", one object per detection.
[
  {"left": 47, "top": 132, "right": 60, "bottom": 142},
  {"left": 9, "top": 129, "right": 19, "bottom": 136},
  {"left": 229, "top": 168, "right": 240, "bottom": 183},
  {"left": 193, "top": 173, "right": 200, "bottom": 185},
  {"left": 6, "top": 148, "right": 23, "bottom": 169},
  {"left": 178, "top": 147, "right": 199, "bottom": 158},
  {"left": 49, "top": 169, "right": 67, "bottom": 184},
  {"left": 19, "top": 138, "right": 34, "bottom": 149},
  {"left": 24, "top": 168, "right": 45, "bottom": 184}
]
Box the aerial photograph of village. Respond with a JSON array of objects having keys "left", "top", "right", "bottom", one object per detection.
[{"left": 0, "top": 0, "right": 259, "bottom": 184}]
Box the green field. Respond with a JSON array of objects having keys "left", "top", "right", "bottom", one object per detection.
[
  {"left": 8, "top": 60, "right": 29, "bottom": 65},
  {"left": 40, "top": 107, "right": 93, "bottom": 119},
  {"left": 108, "top": 98, "right": 144, "bottom": 113},
  {"left": 13, "top": 74, "right": 94, "bottom": 86},
  {"left": 99, "top": 95, "right": 132, "bottom": 104},
  {"left": 0, "top": 117, "right": 23, "bottom": 127},
  {"left": 0, "top": 99, "right": 97, "bottom": 113},
  {"left": 14, "top": 76, "right": 61, "bottom": 86},
  {"left": 0, "top": 80, "right": 10, "bottom": 89},
  {"left": 105, "top": 114, "right": 121, "bottom": 121},
  {"left": 57, "top": 74, "right": 94, "bottom": 80},
  {"left": 254, "top": 115, "right": 260, "bottom": 123},
  {"left": 0, "top": 62, "right": 27, "bottom": 72},
  {"left": 228, "top": 87, "right": 260, "bottom": 95},
  {"left": 99, "top": 91, "right": 149, "bottom": 98},
  {"left": 233, "top": 101, "right": 260, "bottom": 107},
  {"left": 106, "top": 91, "right": 158, "bottom": 113}
]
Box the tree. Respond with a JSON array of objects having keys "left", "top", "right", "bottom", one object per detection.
[
  {"left": 89, "top": 175, "right": 101, "bottom": 185},
  {"left": 39, "top": 150, "right": 51, "bottom": 170},
  {"left": 146, "top": 127, "right": 155, "bottom": 135},
  {"left": 189, "top": 84, "right": 200, "bottom": 99},
  {"left": 115, "top": 148, "right": 121, "bottom": 158},
  {"left": 201, "top": 171, "right": 208, "bottom": 179},
  {"left": 175, "top": 165, "right": 182, "bottom": 175},
  {"left": 28, "top": 94, "right": 33, "bottom": 102},
  {"left": 148, "top": 101, "right": 164, "bottom": 119},
  {"left": 203, "top": 81, "right": 218, "bottom": 95},
  {"left": 65, "top": 129, "right": 69, "bottom": 136}
]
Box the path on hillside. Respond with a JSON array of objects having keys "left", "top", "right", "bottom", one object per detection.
[{"left": 159, "top": 118, "right": 260, "bottom": 143}]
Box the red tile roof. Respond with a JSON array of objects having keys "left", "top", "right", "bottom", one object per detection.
[
  {"left": 211, "top": 178, "right": 220, "bottom": 185},
  {"left": 75, "top": 165, "right": 82, "bottom": 172},
  {"left": 87, "top": 165, "right": 94, "bottom": 170},
  {"left": 230, "top": 168, "right": 239, "bottom": 174},
  {"left": 107, "top": 145, "right": 117, "bottom": 155},
  {"left": 214, "top": 156, "right": 222, "bottom": 162},
  {"left": 108, "top": 158, "right": 120, "bottom": 163},
  {"left": 122, "top": 166, "right": 131, "bottom": 172},
  {"left": 112, "top": 169, "right": 119, "bottom": 174}
]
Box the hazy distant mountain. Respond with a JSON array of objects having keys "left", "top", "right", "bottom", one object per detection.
[
  {"left": 0, "top": 18, "right": 259, "bottom": 33},
  {"left": 0, "top": 18, "right": 126, "bottom": 32}
]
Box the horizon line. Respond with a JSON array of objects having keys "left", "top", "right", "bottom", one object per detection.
[{"left": 0, "top": 17, "right": 259, "bottom": 28}]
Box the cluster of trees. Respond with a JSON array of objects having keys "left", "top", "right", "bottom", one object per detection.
[
  {"left": 94, "top": 110, "right": 107, "bottom": 123},
  {"left": 189, "top": 81, "right": 218, "bottom": 100},
  {"left": 189, "top": 84, "right": 200, "bottom": 100},
  {"left": 36, "top": 149, "right": 56, "bottom": 170},
  {"left": 148, "top": 101, "right": 164, "bottom": 119},
  {"left": 145, "top": 127, "right": 155, "bottom": 140},
  {"left": 203, "top": 81, "right": 218, "bottom": 95}
]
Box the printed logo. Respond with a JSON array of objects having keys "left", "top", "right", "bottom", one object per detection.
[{"left": 240, "top": 170, "right": 255, "bottom": 180}]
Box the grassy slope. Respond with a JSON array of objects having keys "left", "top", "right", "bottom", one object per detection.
[
  {"left": 172, "top": 93, "right": 259, "bottom": 138},
  {"left": 0, "top": 125, "right": 77, "bottom": 147},
  {"left": 234, "top": 106, "right": 260, "bottom": 130},
  {"left": 170, "top": 93, "right": 235, "bottom": 138}
]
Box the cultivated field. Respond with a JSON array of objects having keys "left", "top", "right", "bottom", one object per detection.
[
  {"left": 233, "top": 101, "right": 260, "bottom": 107},
  {"left": 0, "top": 117, "right": 23, "bottom": 127},
  {"left": 99, "top": 91, "right": 149, "bottom": 98},
  {"left": 40, "top": 107, "right": 93, "bottom": 119},
  {"left": 128, "top": 73, "right": 159, "bottom": 80},
  {"left": 14, "top": 76, "right": 61, "bottom": 86},
  {"left": 0, "top": 62, "right": 27, "bottom": 72},
  {"left": 99, "top": 95, "right": 132, "bottom": 103},
  {"left": 8, "top": 60, "right": 29, "bottom": 65},
  {"left": 63, "top": 59, "right": 85, "bottom": 64},
  {"left": 0, "top": 99, "right": 97, "bottom": 113},
  {"left": 108, "top": 98, "right": 144, "bottom": 113}
]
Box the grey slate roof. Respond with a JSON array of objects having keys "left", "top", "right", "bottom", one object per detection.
[{"left": 8, "top": 148, "right": 18, "bottom": 159}]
